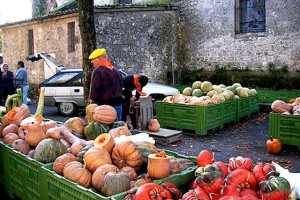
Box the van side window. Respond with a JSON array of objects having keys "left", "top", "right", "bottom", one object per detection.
[{"left": 72, "top": 77, "right": 82, "bottom": 86}]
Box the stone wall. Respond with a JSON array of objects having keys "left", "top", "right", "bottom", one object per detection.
[
  {"left": 94, "top": 7, "right": 178, "bottom": 83},
  {"left": 1, "top": 13, "right": 81, "bottom": 84},
  {"left": 177, "top": 0, "right": 300, "bottom": 71}
]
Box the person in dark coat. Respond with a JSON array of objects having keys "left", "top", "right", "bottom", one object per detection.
[
  {"left": 122, "top": 74, "right": 148, "bottom": 128},
  {"left": 88, "top": 48, "right": 123, "bottom": 121},
  {"left": 2, "top": 63, "right": 16, "bottom": 105}
]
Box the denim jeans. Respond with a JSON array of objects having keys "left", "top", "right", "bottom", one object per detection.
[
  {"left": 22, "top": 85, "right": 29, "bottom": 105},
  {"left": 113, "top": 104, "right": 122, "bottom": 121}
]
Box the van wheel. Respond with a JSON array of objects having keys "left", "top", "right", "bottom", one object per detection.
[{"left": 57, "top": 102, "right": 76, "bottom": 116}]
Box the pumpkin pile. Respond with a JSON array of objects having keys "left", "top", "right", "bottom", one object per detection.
[
  {"left": 163, "top": 81, "right": 258, "bottom": 105},
  {"left": 0, "top": 90, "right": 197, "bottom": 197},
  {"left": 271, "top": 97, "right": 300, "bottom": 115},
  {"left": 179, "top": 149, "right": 293, "bottom": 200}
]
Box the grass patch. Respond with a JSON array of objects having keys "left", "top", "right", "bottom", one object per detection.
[
  {"left": 175, "top": 84, "right": 300, "bottom": 103},
  {"left": 257, "top": 89, "right": 300, "bottom": 103}
]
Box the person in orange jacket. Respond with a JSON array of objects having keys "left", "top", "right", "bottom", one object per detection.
[{"left": 122, "top": 74, "right": 148, "bottom": 128}]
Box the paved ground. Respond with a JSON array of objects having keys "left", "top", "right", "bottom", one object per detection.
[{"left": 29, "top": 104, "right": 300, "bottom": 173}]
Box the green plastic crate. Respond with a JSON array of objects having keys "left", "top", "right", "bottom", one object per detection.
[
  {"left": 5, "top": 145, "right": 48, "bottom": 200},
  {"left": 157, "top": 102, "right": 224, "bottom": 135},
  {"left": 249, "top": 94, "right": 259, "bottom": 114},
  {"left": 111, "top": 149, "right": 197, "bottom": 200},
  {"left": 222, "top": 99, "right": 237, "bottom": 124},
  {"left": 0, "top": 142, "right": 4, "bottom": 185},
  {"left": 236, "top": 97, "right": 251, "bottom": 121},
  {"left": 269, "top": 112, "right": 300, "bottom": 147},
  {"left": 42, "top": 163, "right": 115, "bottom": 200}
]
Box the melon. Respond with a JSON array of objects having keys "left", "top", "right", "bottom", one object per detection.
[
  {"left": 212, "top": 85, "right": 223, "bottom": 94},
  {"left": 201, "top": 81, "right": 212, "bottom": 92},
  {"left": 192, "top": 81, "right": 202, "bottom": 89},
  {"left": 250, "top": 89, "right": 257, "bottom": 95},
  {"left": 192, "top": 89, "right": 203, "bottom": 97},
  {"left": 221, "top": 92, "right": 231, "bottom": 101},
  {"left": 244, "top": 88, "right": 251, "bottom": 95},
  {"left": 34, "top": 138, "right": 67, "bottom": 163},
  {"left": 182, "top": 87, "right": 193, "bottom": 96},
  {"left": 235, "top": 87, "right": 248, "bottom": 97},
  {"left": 207, "top": 90, "right": 218, "bottom": 97},
  {"left": 225, "top": 86, "right": 235, "bottom": 92},
  {"left": 219, "top": 84, "right": 226, "bottom": 88},
  {"left": 232, "top": 83, "right": 242, "bottom": 90},
  {"left": 234, "top": 95, "right": 240, "bottom": 99},
  {"left": 225, "top": 90, "right": 234, "bottom": 99}
]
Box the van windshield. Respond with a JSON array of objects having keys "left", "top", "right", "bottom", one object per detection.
[{"left": 46, "top": 72, "right": 79, "bottom": 85}]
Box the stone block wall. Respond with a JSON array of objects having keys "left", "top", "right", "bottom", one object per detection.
[
  {"left": 94, "top": 7, "right": 178, "bottom": 83},
  {"left": 1, "top": 13, "right": 81, "bottom": 84},
  {"left": 177, "top": 0, "right": 300, "bottom": 71}
]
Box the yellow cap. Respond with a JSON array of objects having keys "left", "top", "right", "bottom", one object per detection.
[{"left": 88, "top": 48, "right": 106, "bottom": 59}]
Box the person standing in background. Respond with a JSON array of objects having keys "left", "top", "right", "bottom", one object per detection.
[
  {"left": 88, "top": 48, "right": 123, "bottom": 120},
  {"left": 14, "top": 61, "right": 29, "bottom": 105},
  {"left": 2, "top": 63, "right": 16, "bottom": 104}
]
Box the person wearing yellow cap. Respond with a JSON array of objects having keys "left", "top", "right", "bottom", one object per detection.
[{"left": 88, "top": 48, "right": 123, "bottom": 120}]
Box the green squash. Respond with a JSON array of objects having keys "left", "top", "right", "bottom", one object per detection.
[
  {"left": 135, "top": 142, "right": 158, "bottom": 165},
  {"left": 34, "top": 138, "right": 67, "bottom": 163},
  {"left": 77, "top": 146, "right": 92, "bottom": 163},
  {"left": 83, "top": 122, "right": 109, "bottom": 140}
]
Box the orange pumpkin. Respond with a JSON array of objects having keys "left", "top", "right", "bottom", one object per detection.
[
  {"left": 83, "top": 146, "right": 112, "bottom": 172},
  {"left": 70, "top": 141, "right": 84, "bottom": 156},
  {"left": 109, "top": 127, "right": 131, "bottom": 138},
  {"left": 1, "top": 115, "right": 12, "bottom": 127},
  {"left": 63, "top": 160, "right": 92, "bottom": 188},
  {"left": 86, "top": 103, "right": 98, "bottom": 123},
  {"left": 271, "top": 100, "right": 292, "bottom": 113},
  {"left": 147, "top": 151, "right": 170, "bottom": 179},
  {"left": 112, "top": 140, "right": 143, "bottom": 171},
  {"left": 3, "top": 133, "right": 19, "bottom": 144},
  {"left": 53, "top": 153, "right": 77, "bottom": 175},
  {"left": 266, "top": 137, "right": 282, "bottom": 154},
  {"left": 2, "top": 124, "right": 19, "bottom": 137},
  {"left": 94, "top": 133, "right": 115, "bottom": 153},
  {"left": 93, "top": 105, "right": 117, "bottom": 124},
  {"left": 92, "top": 164, "right": 118, "bottom": 191},
  {"left": 12, "top": 139, "right": 30, "bottom": 155},
  {"left": 41, "top": 120, "right": 57, "bottom": 133},
  {"left": 119, "top": 166, "right": 137, "bottom": 180},
  {"left": 148, "top": 119, "right": 160, "bottom": 132}
]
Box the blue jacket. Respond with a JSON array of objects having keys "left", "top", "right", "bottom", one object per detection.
[{"left": 15, "top": 67, "right": 28, "bottom": 87}]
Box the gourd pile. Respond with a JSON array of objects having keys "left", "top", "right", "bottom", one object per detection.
[
  {"left": 163, "top": 81, "right": 257, "bottom": 105},
  {"left": 271, "top": 97, "right": 300, "bottom": 115},
  {"left": 124, "top": 150, "right": 295, "bottom": 200},
  {"left": 0, "top": 88, "right": 195, "bottom": 197}
]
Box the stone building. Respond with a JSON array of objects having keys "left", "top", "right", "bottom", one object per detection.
[{"left": 0, "top": 0, "right": 299, "bottom": 84}]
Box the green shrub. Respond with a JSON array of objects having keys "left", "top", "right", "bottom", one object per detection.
[{"left": 28, "top": 83, "right": 39, "bottom": 99}]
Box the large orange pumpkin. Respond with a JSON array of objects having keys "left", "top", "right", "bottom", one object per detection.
[
  {"left": 93, "top": 105, "right": 117, "bottom": 124},
  {"left": 94, "top": 133, "right": 115, "bottom": 153},
  {"left": 92, "top": 164, "right": 118, "bottom": 191},
  {"left": 63, "top": 160, "right": 92, "bottom": 188},
  {"left": 53, "top": 153, "right": 77, "bottom": 175},
  {"left": 109, "top": 127, "right": 131, "bottom": 138},
  {"left": 83, "top": 146, "right": 112, "bottom": 172},
  {"left": 112, "top": 140, "right": 143, "bottom": 171}
]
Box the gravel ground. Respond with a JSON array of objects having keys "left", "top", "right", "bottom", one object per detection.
[{"left": 28, "top": 103, "right": 300, "bottom": 173}]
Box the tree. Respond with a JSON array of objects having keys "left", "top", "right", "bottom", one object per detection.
[{"left": 78, "top": 0, "right": 97, "bottom": 103}]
